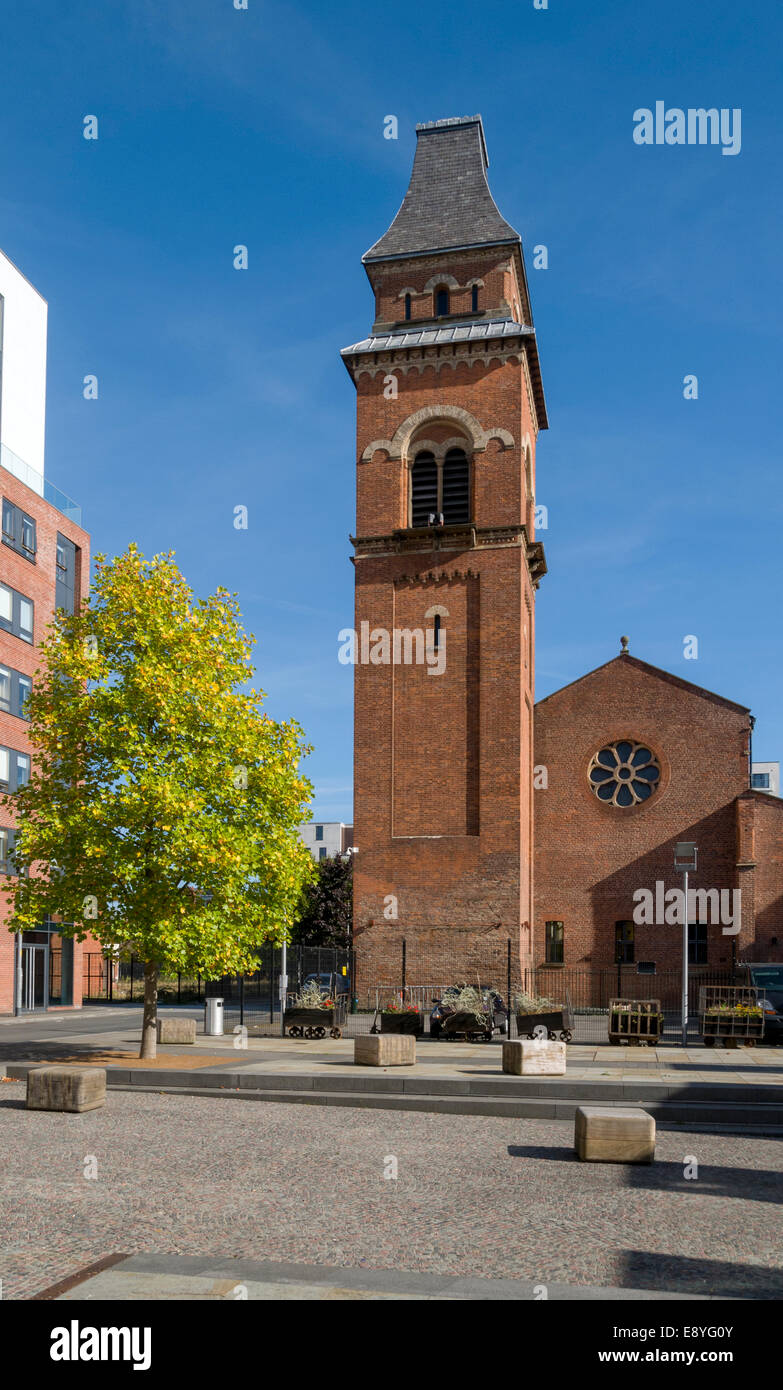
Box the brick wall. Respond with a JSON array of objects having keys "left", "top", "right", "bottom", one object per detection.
[
  {"left": 351, "top": 324, "right": 539, "bottom": 985},
  {"left": 533, "top": 653, "right": 756, "bottom": 973},
  {"left": 0, "top": 463, "right": 89, "bottom": 1012}
]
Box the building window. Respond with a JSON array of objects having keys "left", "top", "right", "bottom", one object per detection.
[
  {"left": 0, "top": 827, "right": 17, "bottom": 873},
  {"left": 315, "top": 825, "right": 323, "bottom": 841},
  {"left": 588, "top": 741, "right": 661, "bottom": 808},
  {"left": 615, "top": 920, "right": 635, "bottom": 964},
  {"left": 17, "top": 673, "right": 32, "bottom": 718},
  {"left": 404, "top": 293, "right": 411, "bottom": 321},
  {"left": 0, "top": 665, "right": 33, "bottom": 719},
  {"left": 2, "top": 498, "right": 36, "bottom": 561},
  {"left": 434, "top": 286, "right": 449, "bottom": 316},
  {"left": 0, "top": 582, "right": 34, "bottom": 643},
  {"left": 410, "top": 448, "right": 471, "bottom": 527},
  {"left": 471, "top": 284, "right": 479, "bottom": 312},
  {"left": 0, "top": 747, "right": 30, "bottom": 793},
  {"left": 318, "top": 846, "right": 327, "bottom": 860},
  {"left": 56, "top": 534, "right": 77, "bottom": 614},
  {"left": 433, "top": 614, "right": 441, "bottom": 651},
  {"left": 688, "top": 922, "right": 708, "bottom": 965},
  {"left": 751, "top": 772, "right": 770, "bottom": 789},
  {"left": 545, "top": 920, "right": 564, "bottom": 963}
]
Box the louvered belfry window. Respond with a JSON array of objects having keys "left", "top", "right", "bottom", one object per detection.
[
  {"left": 410, "top": 447, "right": 471, "bottom": 527},
  {"left": 442, "top": 448, "right": 470, "bottom": 523},
  {"left": 411, "top": 452, "right": 439, "bottom": 527}
]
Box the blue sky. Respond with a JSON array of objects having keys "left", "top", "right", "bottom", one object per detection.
[{"left": 1, "top": 0, "right": 781, "bottom": 820}]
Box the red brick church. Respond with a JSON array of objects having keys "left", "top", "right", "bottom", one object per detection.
[{"left": 342, "top": 115, "right": 783, "bottom": 990}]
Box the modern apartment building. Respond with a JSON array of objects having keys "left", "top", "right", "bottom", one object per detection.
[
  {"left": 298, "top": 822, "right": 355, "bottom": 862},
  {"left": 751, "top": 762, "right": 780, "bottom": 797},
  {"left": 0, "top": 248, "right": 90, "bottom": 1013}
]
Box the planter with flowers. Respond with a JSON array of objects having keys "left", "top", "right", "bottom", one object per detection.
[
  {"left": 513, "top": 992, "right": 571, "bottom": 1042},
  {"left": 699, "top": 986, "right": 764, "bottom": 1048},
  {"left": 284, "top": 980, "right": 345, "bottom": 1039},
  {"left": 381, "top": 998, "right": 424, "bottom": 1035},
  {"left": 608, "top": 998, "right": 664, "bottom": 1046}
]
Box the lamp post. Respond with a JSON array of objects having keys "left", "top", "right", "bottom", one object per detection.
[
  {"left": 674, "top": 842, "right": 698, "bottom": 1047},
  {"left": 340, "top": 847, "right": 357, "bottom": 1013}
]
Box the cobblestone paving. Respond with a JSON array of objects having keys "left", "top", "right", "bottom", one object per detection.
[{"left": 1, "top": 1082, "right": 781, "bottom": 1299}]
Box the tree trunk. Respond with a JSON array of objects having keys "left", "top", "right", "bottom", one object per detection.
[{"left": 140, "top": 959, "right": 158, "bottom": 1059}]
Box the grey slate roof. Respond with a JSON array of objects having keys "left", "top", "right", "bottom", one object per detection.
[
  {"left": 363, "top": 116, "right": 520, "bottom": 262},
  {"left": 340, "top": 318, "right": 533, "bottom": 357}
]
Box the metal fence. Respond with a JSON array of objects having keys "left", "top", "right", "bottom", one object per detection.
[
  {"left": 75, "top": 942, "right": 761, "bottom": 1045},
  {"left": 521, "top": 965, "right": 741, "bottom": 1042},
  {"left": 80, "top": 945, "right": 353, "bottom": 1008}
]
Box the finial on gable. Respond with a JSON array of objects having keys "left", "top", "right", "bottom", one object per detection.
[{"left": 620, "top": 635, "right": 630, "bottom": 654}]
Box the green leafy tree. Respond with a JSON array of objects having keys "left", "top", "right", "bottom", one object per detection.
[
  {"left": 292, "top": 852, "right": 353, "bottom": 948},
  {"left": 2, "top": 546, "right": 313, "bottom": 1057}
]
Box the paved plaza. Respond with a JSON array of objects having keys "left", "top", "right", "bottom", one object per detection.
[{"left": 1, "top": 1078, "right": 782, "bottom": 1300}]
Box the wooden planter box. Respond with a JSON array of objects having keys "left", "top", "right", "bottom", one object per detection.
[
  {"left": 701, "top": 1011, "right": 764, "bottom": 1045},
  {"left": 516, "top": 1010, "right": 565, "bottom": 1039},
  {"left": 699, "top": 985, "right": 764, "bottom": 1047},
  {"left": 608, "top": 999, "right": 663, "bottom": 1046},
  {"left": 380, "top": 1011, "right": 424, "bottom": 1035}
]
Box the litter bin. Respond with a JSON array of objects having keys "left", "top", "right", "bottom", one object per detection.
[{"left": 205, "top": 997, "right": 224, "bottom": 1037}]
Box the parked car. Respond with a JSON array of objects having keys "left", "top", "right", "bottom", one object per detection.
[
  {"left": 301, "top": 971, "right": 350, "bottom": 997},
  {"left": 744, "top": 963, "right": 783, "bottom": 1041},
  {"left": 429, "top": 985, "right": 509, "bottom": 1040}
]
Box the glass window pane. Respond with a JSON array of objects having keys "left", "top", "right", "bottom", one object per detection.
[
  {"left": 19, "top": 598, "right": 33, "bottom": 639},
  {"left": 0, "top": 585, "right": 11, "bottom": 622},
  {"left": 0, "top": 749, "right": 8, "bottom": 785},
  {"left": 16, "top": 753, "right": 30, "bottom": 787},
  {"left": 18, "top": 675, "right": 32, "bottom": 718},
  {"left": 0, "top": 667, "right": 9, "bottom": 711}
]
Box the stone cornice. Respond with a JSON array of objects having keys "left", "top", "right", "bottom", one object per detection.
[{"left": 350, "top": 523, "right": 548, "bottom": 585}]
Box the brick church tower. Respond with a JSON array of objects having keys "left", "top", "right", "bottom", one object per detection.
[{"left": 341, "top": 116, "right": 548, "bottom": 991}]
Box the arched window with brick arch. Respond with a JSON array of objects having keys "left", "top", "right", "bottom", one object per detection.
[
  {"left": 409, "top": 442, "right": 471, "bottom": 527},
  {"left": 434, "top": 285, "right": 449, "bottom": 317}
]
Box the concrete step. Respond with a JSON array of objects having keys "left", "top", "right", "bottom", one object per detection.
[
  {"left": 7, "top": 1063, "right": 783, "bottom": 1127},
  {"left": 103, "top": 1081, "right": 783, "bottom": 1128}
]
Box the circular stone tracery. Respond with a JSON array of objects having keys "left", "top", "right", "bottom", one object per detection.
[{"left": 587, "top": 741, "right": 661, "bottom": 808}]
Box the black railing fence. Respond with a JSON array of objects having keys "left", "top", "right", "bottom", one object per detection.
[{"left": 77, "top": 944, "right": 352, "bottom": 1008}]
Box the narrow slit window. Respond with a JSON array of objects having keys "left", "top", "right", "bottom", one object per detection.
[
  {"left": 435, "top": 287, "right": 449, "bottom": 316},
  {"left": 471, "top": 284, "right": 479, "bottom": 312},
  {"left": 404, "top": 293, "right": 411, "bottom": 321}
]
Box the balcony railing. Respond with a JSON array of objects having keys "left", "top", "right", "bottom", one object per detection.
[{"left": 0, "top": 444, "right": 82, "bottom": 526}]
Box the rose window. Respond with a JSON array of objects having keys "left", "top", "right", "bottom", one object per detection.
[{"left": 588, "top": 741, "right": 661, "bottom": 807}]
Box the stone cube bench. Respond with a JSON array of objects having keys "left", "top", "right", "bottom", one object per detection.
[
  {"left": 156, "top": 1016, "right": 197, "bottom": 1045},
  {"left": 354, "top": 1034, "right": 416, "bottom": 1067},
  {"left": 502, "top": 1039, "right": 566, "bottom": 1075},
  {"left": 575, "top": 1105, "right": 655, "bottom": 1163},
  {"left": 26, "top": 1066, "right": 106, "bottom": 1113}
]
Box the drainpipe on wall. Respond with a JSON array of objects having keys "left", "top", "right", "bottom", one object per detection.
[{"left": 748, "top": 715, "right": 755, "bottom": 789}]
